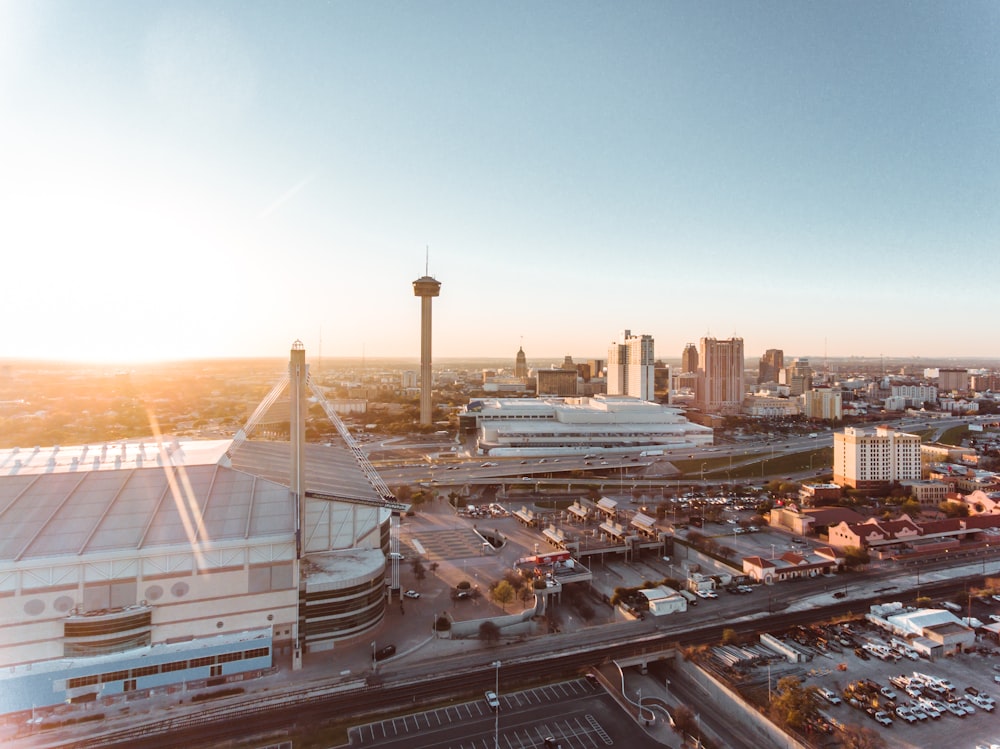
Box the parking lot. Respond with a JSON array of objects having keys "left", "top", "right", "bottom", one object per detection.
[
  {"left": 766, "top": 616, "right": 1000, "bottom": 748},
  {"left": 348, "top": 677, "right": 645, "bottom": 748}
]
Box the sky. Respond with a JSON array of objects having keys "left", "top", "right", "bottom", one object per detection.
[{"left": 1, "top": 1, "right": 998, "bottom": 365}]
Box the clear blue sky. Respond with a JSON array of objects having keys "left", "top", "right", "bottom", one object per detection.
[{"left": 2, "top": 1, "right": 997, "bottom": 364}]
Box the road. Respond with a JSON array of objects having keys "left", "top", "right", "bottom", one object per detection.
[{"left": 52, "top": 567, "right": 988, "bottom": 749}]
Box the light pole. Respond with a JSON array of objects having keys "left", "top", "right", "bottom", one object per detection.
[
  {"left": 700, "top": 462, "right": 706, "bottom": 484},
  {"left": 492, "top": 660, "right": 501, "bottom": 749},
  {"left": 371, "top": 640, "right": 376, "bottom": 671}
]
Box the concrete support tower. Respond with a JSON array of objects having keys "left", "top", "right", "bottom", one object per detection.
[
  {"left": 413, "top": 269, "right": 442, "bottom": 426},
  {"left": 289, "top": 340, "right": 307, "bottom": 558}
]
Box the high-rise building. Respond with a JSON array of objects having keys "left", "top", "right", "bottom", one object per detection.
[
  {"left": 833, "top": 426, "right": 921, "bottom": 490},
  {"left": 607, "top": 329, "right": 655, "bottom": 401},
  {"left": 681, "top": 343, "right": 699, "bottom": 373},
  {"left": 801, "top": 387, "right": 842, "bottom": 420},
  {"left": 781, "top": 358, "right": 813, "bottom": 396},
  {"left": 536, "top": 367, "right": 578, "bottom": 396},
  {"left": 412, "top": 269, "right": 442, "bottom": 426},
  {"left": 758, "top": 348, "right": 784, "bottom": 384},
  {"left": 698, "top": 337, "right": 745, "bottom": 414},
  {"left": 938, "top": 367, "right": 970, "bottom": 393},
  {"left": 514, "top": 346, "right": 528, "bottom": 379}
]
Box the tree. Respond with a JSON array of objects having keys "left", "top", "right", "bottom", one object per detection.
[
  {"left": 721, "top": 628, "right": 739, "bottom": 645},
  {"left": 839, "top": 723, "right": 887, "bottom": 749},
  {"left": 434, "top": 615, "right": 451, "bottom": 633},
  {"left": 491, "top": 580, "right": 516, "bottom": 611},
  {"left": 939, "top": 500, "right": 969, "bottom": 518},
  {"left": 671, "top": 704, "right": 698, "bottom": 736},
  {"left": 393, "top": 485, "right": 413, "bottom": 502},
  {"left": 899, "top": 498, "right": 921, "bottom": 517},
  {"left": 842, "top": 545, "right": 870, "bottom": 570},
  {"left": 478, "top": 620, "right": 501, "bottom": 645},
  {"left": 411, "top": 558, "right": 426, "bottom": 581},
  {"left": 519, "top": 585, "right": 535, "bottom": 607},
  {"left": 768, "top": 676, "right": 819, "bottom": 731}
]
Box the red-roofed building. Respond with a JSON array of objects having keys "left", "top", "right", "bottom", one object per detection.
[
  {"left": 827, "top": 513, "right": 1000, "bottom": 551},
  {"left": 743, "top": 547, "right": 843, "bottom": 584}
]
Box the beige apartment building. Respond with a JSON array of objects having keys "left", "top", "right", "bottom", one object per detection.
[{"left": 833, "top": 425, "right": 921, "bottom": 491}]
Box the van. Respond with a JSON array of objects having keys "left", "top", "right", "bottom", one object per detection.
[{"left": 941, "top": 601, "right": 962, "bottom": 612}]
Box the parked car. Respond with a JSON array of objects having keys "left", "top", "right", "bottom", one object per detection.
[
  {"left": 818, "top": 688, "right": 842, "bottom": 705},
  {"left": 872, "top": 711, "right": 893, "bottom": 726},
  {"left": 374, "top": 644, "right": 396, "bottom": 661},
  {"left": 403, "top": 589, "right": 420, "bottom": 599},
  {"left": 484, "top": 690, "right": 500, "bottom": 710}
]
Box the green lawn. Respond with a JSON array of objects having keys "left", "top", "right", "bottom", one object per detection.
[
  {"left": 672, "top": 448, "right": 832, "bottom": 480},
  {"left": 937, "top": 424, "right": 969, "bottom": 446}
]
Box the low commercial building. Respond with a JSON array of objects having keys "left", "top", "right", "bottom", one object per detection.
[
  {"left": 827, "top": 514, "right": 1000, "bottom": 552},
  {"left": 871, "top": 605, "right": 976, "bottom": 657},
  {"left": 460, "top": 394, "right": 713, "bottom": 456},
  {"left": 742, "top": 548, "right": 842, "bottom": 584},
  {"left": 639, "top": 586, "right": 687, "bottom": 616},
  {"left": 900, "top": 479, "right": 950, "bottom": 508}
]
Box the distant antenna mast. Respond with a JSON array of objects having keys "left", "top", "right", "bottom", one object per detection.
[{"left": 425, "top": 245, "right": 430, "bottom": 276}]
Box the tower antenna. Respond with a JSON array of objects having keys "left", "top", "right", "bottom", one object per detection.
[{"left": 425, "top": 245, "right": 429, "bottom": 276}]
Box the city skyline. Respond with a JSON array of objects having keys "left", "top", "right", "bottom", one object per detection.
[{"left": 2, "top": 3, "right": 998, "bottom": 364}]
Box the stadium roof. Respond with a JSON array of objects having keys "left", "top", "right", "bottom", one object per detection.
[
  {"left": 0, "top": 462, "right": 293, "bottom": 562},
  {"left": 0, "top": 437, "right": 387, "bottom": 563}
]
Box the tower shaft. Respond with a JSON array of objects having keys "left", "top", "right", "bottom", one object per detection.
[{"left": 412, "top": 274, "right": 441, "bottom": 426}]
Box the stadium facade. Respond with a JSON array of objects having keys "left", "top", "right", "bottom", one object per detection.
[{"left": 0, "top": 343, "right": 400, "bottom": 715}]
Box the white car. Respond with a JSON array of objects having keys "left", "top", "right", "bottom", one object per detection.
[
  {"left": 484, "top": 690, "right": 500, "bottom": 710},
  {"left": 873, "top": 711, "right": 893, "bottom": 726},
  {"left": 403, "top": 589, "right": 420, "bottom": 599},
  {"left": 969, "top": 694, "right": 995, "bottom": 711},
  {"left": 989, "top": 614, "right": 1000, "bottom": 623},
  {"left": 818, "top": 687, "right": 842, "bottom": 705}
]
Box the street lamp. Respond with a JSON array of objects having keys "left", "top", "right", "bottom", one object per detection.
[
  {"left": 700, "top": 462, "right": 706, "bottom": 484},
  {"left": 492, "top": 660, "right": 501, "bottom": 749},
  {"left": 371, "top": 641, "right": 376, "bottom": 671}
]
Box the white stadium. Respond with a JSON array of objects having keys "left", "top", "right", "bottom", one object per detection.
[{"left": 0, "top": 343, "right": 404, "bottom": 715}]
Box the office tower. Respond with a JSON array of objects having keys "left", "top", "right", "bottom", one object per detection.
[
  {"left": 698, "top": 337, "right": 745, "bottom": 414},
  {"left": 514, "top": 345, "right": 528, "bottom": 379},
  {"left": 758, "top": 348, "right": 784, "bottom": 384},
  {"left": 802, "top": 387, "right": 843, "bottom": 420},
  {"left": 536, "top": 368, "right": 578, "bottom": 396},
  {"left": 412, "top": 269, "right": 442, "bottom": 425},
  {"left": 589, "top": 359, "right": 606, "bottom": 380},
  {"left": 938, "top": 367, "right": 970, "bottom": 393},
  {"left": 834, "top": 426, "right": 921, "bottom": 490},
  {"left": 607, "top": 329, "right": 655, "bottom": 401},
  {"left": 681, "top": 343, "right": 699, "bottom": 373},
  {"left": 781, "top": 358, "right": 813, "bottom": 396}
]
